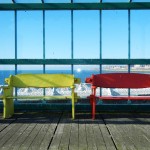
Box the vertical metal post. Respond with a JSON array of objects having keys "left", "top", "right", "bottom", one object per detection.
[
  {"left": 71, "top": 0, "right": 74, "bottom": 74},
  {"left": 99, "top": 0, "right": 102, "bottom": 102},
  {"left": 15, "top": 10, "right": 17, "bottom": 100},
  {"left": 128, "top": 8, "right": 131, "bottom": 104},
  {"left": 100, "top": 9, "right": 102, "bottom": 98},
  {"left": 42, "top": 0, "right": 46, "bottom": 99},
  {"left": 43, "top": 10, "right": 45, "bottom": 74},
  {"left": 15, "top": 10, "right": 17, "bottom": 75},
  {"left": 100, "top": 10, "right": 102, "bottom": 74},
  {"left": 128, "top": 11, "right": 131, "bottom": 73}
]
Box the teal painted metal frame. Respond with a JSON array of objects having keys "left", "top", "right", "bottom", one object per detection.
[
  {"left": 0, "top": 103, "right": 150, "bottom": 113},
  {"left": 1, "top": 59, "right": 150, "bottom": 65},
  {"left": 1, "top": 2, "right": 150, "bottom": 111},
  {"left": 1, "top": 3, "right": 150, "bottom": 10}
]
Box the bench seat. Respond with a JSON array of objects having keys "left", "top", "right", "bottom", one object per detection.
[
  {"left": 2, "top": 74, "right": 80, "bottom": 119},
  {"left": 86, "top": 73, "right": 150, "bottom": 119}
]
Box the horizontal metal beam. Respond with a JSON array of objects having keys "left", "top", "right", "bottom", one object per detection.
[
  {"left": 0, "top": 59, "right": 150, "bottom": 65},
  {"left": 0, "top": 3, "right": 150, "bottom": 10}
]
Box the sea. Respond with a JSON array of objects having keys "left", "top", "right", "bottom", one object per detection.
[{"left": 0, "top": 70, "right": 101, "bottom": 85}]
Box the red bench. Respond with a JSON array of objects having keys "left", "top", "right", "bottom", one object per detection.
[{"left": 85, "top": 73, "right": 150, "bottom": 119}]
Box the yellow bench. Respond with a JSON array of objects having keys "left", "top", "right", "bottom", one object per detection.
[{"left": 3, "top": 74, "right": 80, "bottom": 119}]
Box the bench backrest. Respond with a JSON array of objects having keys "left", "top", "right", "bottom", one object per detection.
[
  {"left": 86, "top": 73, "right": 150, "bottom": 88},
  {"left": 5, "top": 74, "right": 79, "bottom": 88}
]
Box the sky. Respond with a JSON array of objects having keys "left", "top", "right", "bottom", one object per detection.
[{"left": 0, "top": 0, "right": 150, "bottom": 70}]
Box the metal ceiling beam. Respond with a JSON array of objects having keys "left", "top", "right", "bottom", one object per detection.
[
  {"left": 0, "top": 59, "right": 150, "bottom": 65},
  {"left": 0, "top": 3, "right": 150, "bottom": 10}
]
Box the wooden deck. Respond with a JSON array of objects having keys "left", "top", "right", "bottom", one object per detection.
[{"left": 0, "top": 112, "right": 150, "bottom": 150}]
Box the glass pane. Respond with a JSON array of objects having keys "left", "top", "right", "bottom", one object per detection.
[
  {"left": 45, "top": 11, "right": 71, "bottom": 59},
  {"left": 45, "top": 65, "right": 71, "bottom": 74},
  {"left": 103, "top": 0, "right": 129, "bottom": 2},
  {"left": 74, "top": 65, "right": 100, "bottom": 98},
  {"left": 102, "top": 65, "right": 128, "bottom": 73},
  {"left": 17, "top": 65, "right": 43, "bottom": 74},
  {"left": 130, "top": 65, "right": 150, "bottom": 73},
  {"left": 131, "top": 10, "right": 150, "bottom": 59},
  {"left": 102, "top": 10, "right": 128, "bottom": 58},
  {"left": 74, "top": 65, "right": 100, "bottom": 82},
  {"left": 15, "top": 0, "right": 42, "bottom": 3},
  {"left": 73, "top": 0, "right": 99, "bottom": 2},
  {"left": 74, "top": 11, "right": 100, "bottom": 58},
  {"left": 0, "top": 65, "right": 15, "bottom": 85},
  {"left": 17, "top": 11, "right": 43, "bottom": 59},
  {"left": 130, "top": 65, "right": 150, "bottom": 102},
  {"left": 0, "top": 11, "right": 15, "bottom": 59},
  {"left": 0, "top": 0, "right": 12, "bottom": 3},
  {"left": 132, "top": 0, "right": 150, "bottom": 2},
  {"left": 44, "top": 0, "right": 70, "bottom": 2}
]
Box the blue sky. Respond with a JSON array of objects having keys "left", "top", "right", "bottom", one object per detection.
[{"left": 1, "top": 9, "right": 150, "bottom": 59}]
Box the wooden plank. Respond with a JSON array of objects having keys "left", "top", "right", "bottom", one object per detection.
[
  {"left": 0, "top": 120, "right": 24, "bottom": 149},
  {"left": 0, "top": 120, "right": 19, "bottom": 141},
  {"left": 119, "top": 114, "right": 150, "bottom": 150},
  {"left": 86, "top": 122, "right": 97, "bottom": 150},
  {"left": 97, "top": 114, "right": 116, "bottom": 150},
  {"left": 10, "top": 113, "right": 43, "bottom": 150},
  {"left": 58, "top": 115, "right": 72, "bottom": 150},
  {"left": 48, "top": 113, "right": 67, "bottom": 150},
  {"left": 39, "top": 115, "right": 61, "bottom": 150},
  {"left": 28, "top": 112, "right": 61, "bottom": 149},
  {"left": 69, "top": 119, "right": 78, "bottom": 150},
  {"left": 0, "top": 113, "right": 16, "bottom": 133},
  {"left": 101, "top": 114, "right": 129, "bottom": 150},
  {"left": 28, "top": 115, "right": 55, "bottom": 150},
  {"left": 0, "top": 119, "right": 16, "bottom": 133},
  {"left": 11, "top": 123, "right": 38, "bottom": 150},
  {"left": 102, "top": 114, "right": 150, "bottom": 150},
  {"left": 1, "top": 121, "right": 29, "bottom": 150},
  {"left": 135, "top": 120, "right": 150, "bottom": 148},
  {"left": 92, "top": 120, "right": 107, "bottom": 150},
  {"left": 78, "top": 114, "right": 88, "bottom": 150}
]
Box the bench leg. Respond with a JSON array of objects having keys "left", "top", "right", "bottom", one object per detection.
[
  {"left": 92, "top": 98, "right": 96, "bottom": 120},
  {"left": 3, "top": 98, "right": 14, "bottom": 119},
  {"left": 72, "top": 96, "right": 75, "bottom": 119},
  {"left": 74, "top": 93, "right": 78, "bottom": 103},
  {"left": 71, "top": 89, "right": 75, "bottom": 119}
]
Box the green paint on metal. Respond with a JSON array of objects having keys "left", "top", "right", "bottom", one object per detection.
[
  {"left": 1, "top": 3, "right": 150, "bottom": 11},
  {"left": 1, "top": 59, "right": 150, "bottom": 65},
  {"left": 0, "top": 103, "right": 150, "bottom": 113}
]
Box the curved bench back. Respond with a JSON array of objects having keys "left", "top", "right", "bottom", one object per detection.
[
  {"left": 5, "top": 74, "right": 78, "bottom": 88},
  {"left": 86, "top": 73, "right": 150, "bottom": 88}
]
